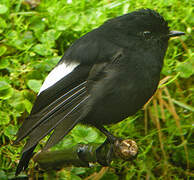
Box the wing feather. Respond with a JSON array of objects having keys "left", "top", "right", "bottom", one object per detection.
[
  {"left": 15, "top": 81, "right": 87, "bottom": 143},
  {"left": 15, "top": 65, "right": 91, "bottom": 143},
  {"left": 43, "top": 95, "right": 90, "bottom": 150},
  {"left": 22, "top": 86, "right": 88, "bottom": 152}
]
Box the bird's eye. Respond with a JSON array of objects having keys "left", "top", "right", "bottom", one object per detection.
[{"left": 143, "top": 31, "right": 152, "bottom": 39}]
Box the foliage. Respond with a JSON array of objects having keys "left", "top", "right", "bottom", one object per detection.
[{"left": 0, "top": 0, "right": 193, "bottom": 179}]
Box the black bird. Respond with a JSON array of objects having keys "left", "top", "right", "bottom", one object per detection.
[{"left": 14, "top": 9, "right": 184, "bottom": 175}]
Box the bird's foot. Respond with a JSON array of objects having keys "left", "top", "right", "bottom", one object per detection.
[
  {"left": 77, "top": 144, "right": 90, "bottom": 167},
  {"left": 96, "top": 137, "right": 122, "bottom": 166},
  {"left": 95, "top": 125, "right": 138, "bottom": 165}
]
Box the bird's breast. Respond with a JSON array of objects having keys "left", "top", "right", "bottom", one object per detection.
[{"left": 84, "top": 61, "right": 161, "bottom": 125}]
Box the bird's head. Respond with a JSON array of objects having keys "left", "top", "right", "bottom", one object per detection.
[
  {"left": 130, "top": 9, "right": 185, "bottom": 41},
  {"left": 105, "top": 9, "right": 185, "bottom": 43}
]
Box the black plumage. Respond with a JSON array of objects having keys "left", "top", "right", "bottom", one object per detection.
[{"left": 14, "top": 9, "right": 184, "bottom": 175}]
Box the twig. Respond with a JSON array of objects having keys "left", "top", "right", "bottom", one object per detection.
[{"left": 163, "top": 87, "right": 190, "bottom": 169}]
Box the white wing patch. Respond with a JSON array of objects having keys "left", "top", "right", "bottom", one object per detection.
[{"left": 38, "top": 62, "right": 79, "bottom": 94}]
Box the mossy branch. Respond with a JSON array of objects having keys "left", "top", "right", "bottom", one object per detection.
[{"left": 33, "top": 139, "right": 138, "bottom": 171}]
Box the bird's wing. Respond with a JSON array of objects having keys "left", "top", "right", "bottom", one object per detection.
[
  {"left": 15, "top": 63, "right": 92, "bottom": 145},
  {"left": 15, "top": 63, "right": 92, "bottom": 175},
  {"left": 15, "top": 60, "right": 111, "bottom": 175}
]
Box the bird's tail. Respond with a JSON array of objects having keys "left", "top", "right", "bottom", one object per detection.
[{"left": 15, "top": 145, "right": 36, "bottom": 176}]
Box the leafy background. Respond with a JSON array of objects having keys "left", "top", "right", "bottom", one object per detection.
[{"left": 0, "top": 0, "right": 193, "bottom": 179}]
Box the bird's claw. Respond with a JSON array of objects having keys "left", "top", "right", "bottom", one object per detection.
[{"left": 96, "top": 138, "right": 123, "bottom": 166}]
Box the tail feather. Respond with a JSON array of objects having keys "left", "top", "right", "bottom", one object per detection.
[
  {"left": 15, "top": 145, "right": 37, "bottom": 176},
  {"left": 43, "top": 96, "right": 90, "bottom": 150}
]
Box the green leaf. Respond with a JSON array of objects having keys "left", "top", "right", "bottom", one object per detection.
[
  {"left": 72, "top": 125, "right": 99, "bottom": 143},
  {"left": 26, "top": 70, "right": 42, "bottom": 80},
  {"left": 22, "top": 31, "right": 34, "bottom": 43},
  {"left": 27, "top": 79, "right": 42, "bottom": 93},
  {"left": 70, "top": 174, "right": 82, "bottom": 180},
  {"left": 9, "top": 90, "right": 23, "bottom": 105},
  {"left": 0, "top": 17, "right": 7, "bottom": 29},
  {"left": 71, "top": 167, "right": 86, "bottom": 175},
  {"left": 32, "top": 44, "right": 53, "bottom": 56},
  {"left": 0, "top": 111, "right": 10, "bottom": 125},
  {"left": 176, "top": 61, "right": 194, "bottom": 78},
  {"left": 56, "top": 18, "right": 68, "bottom": 31},
  {"left": 6, "top": 30, "right": 17, "bottom": 40},
  {"left": 39, "top": 29, "right": 61, "bottom": 45},
  {"left": 0, "top": 88, "right": 13, "bottom": 100},
  {"left": 101, "top": 172, "right": 118, "bottom": 180},
  {"left": 23, "top": 99, "right": 33, "bottom": 113},
  {"left": 4, "top": 125, "right": 17, "bottom": 137},
  {"left": 52, "top": 137, "right": 75, "bottom": 150},
  {"left": 8, "top": 90, "right": 26, "bottom": 113},
  {"left": 0, "top": 81, "right": 13, "bottom": 100},
  {"left": 22, "top": 89, "right": 36, "bottom": 103},
  {"left": 0, "top": 58, "right": 9, "bottom": 69},
  {"left": 0, "top": 170, "right": 7, "bottom": 180},
  {"left": 0, "top": 46, "right": 7, "bottom": 56},
  {"left": 30, "top": 17, "right": 46, "bottom": 30},
  {"left": 0, "top": 4, "right": 8, "bottom": 14},
  {"left": 0, "top": 81, "right": 10, "bottom": 90},
  {"left": 84, "top": 127, "right": 98, "bottom": 142},
  {"left": 15, "top": 102, "right": 25, "bottom": 113}
]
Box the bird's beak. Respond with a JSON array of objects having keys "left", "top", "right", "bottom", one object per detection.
[{"left": 168, "top": 31, "right": 185, "bottom": 37}]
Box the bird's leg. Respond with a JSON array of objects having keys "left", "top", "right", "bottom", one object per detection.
[
  {"left": 95, "top": 125, "right": 122, "bottom": 166},
  {"left": 76, "top": 126, "right": 119, "bottom": 166},
  {"left": 96, "top": 125, "right": 117, "bottom": 143}
]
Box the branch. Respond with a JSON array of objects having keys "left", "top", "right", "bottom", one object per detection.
[{"left": 33, "top": 139, "right": 138, "bottom": 171}]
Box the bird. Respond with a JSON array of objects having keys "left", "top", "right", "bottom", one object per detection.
[{"left": 14, "top": 9, "right": 185, "bottom": 175}]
